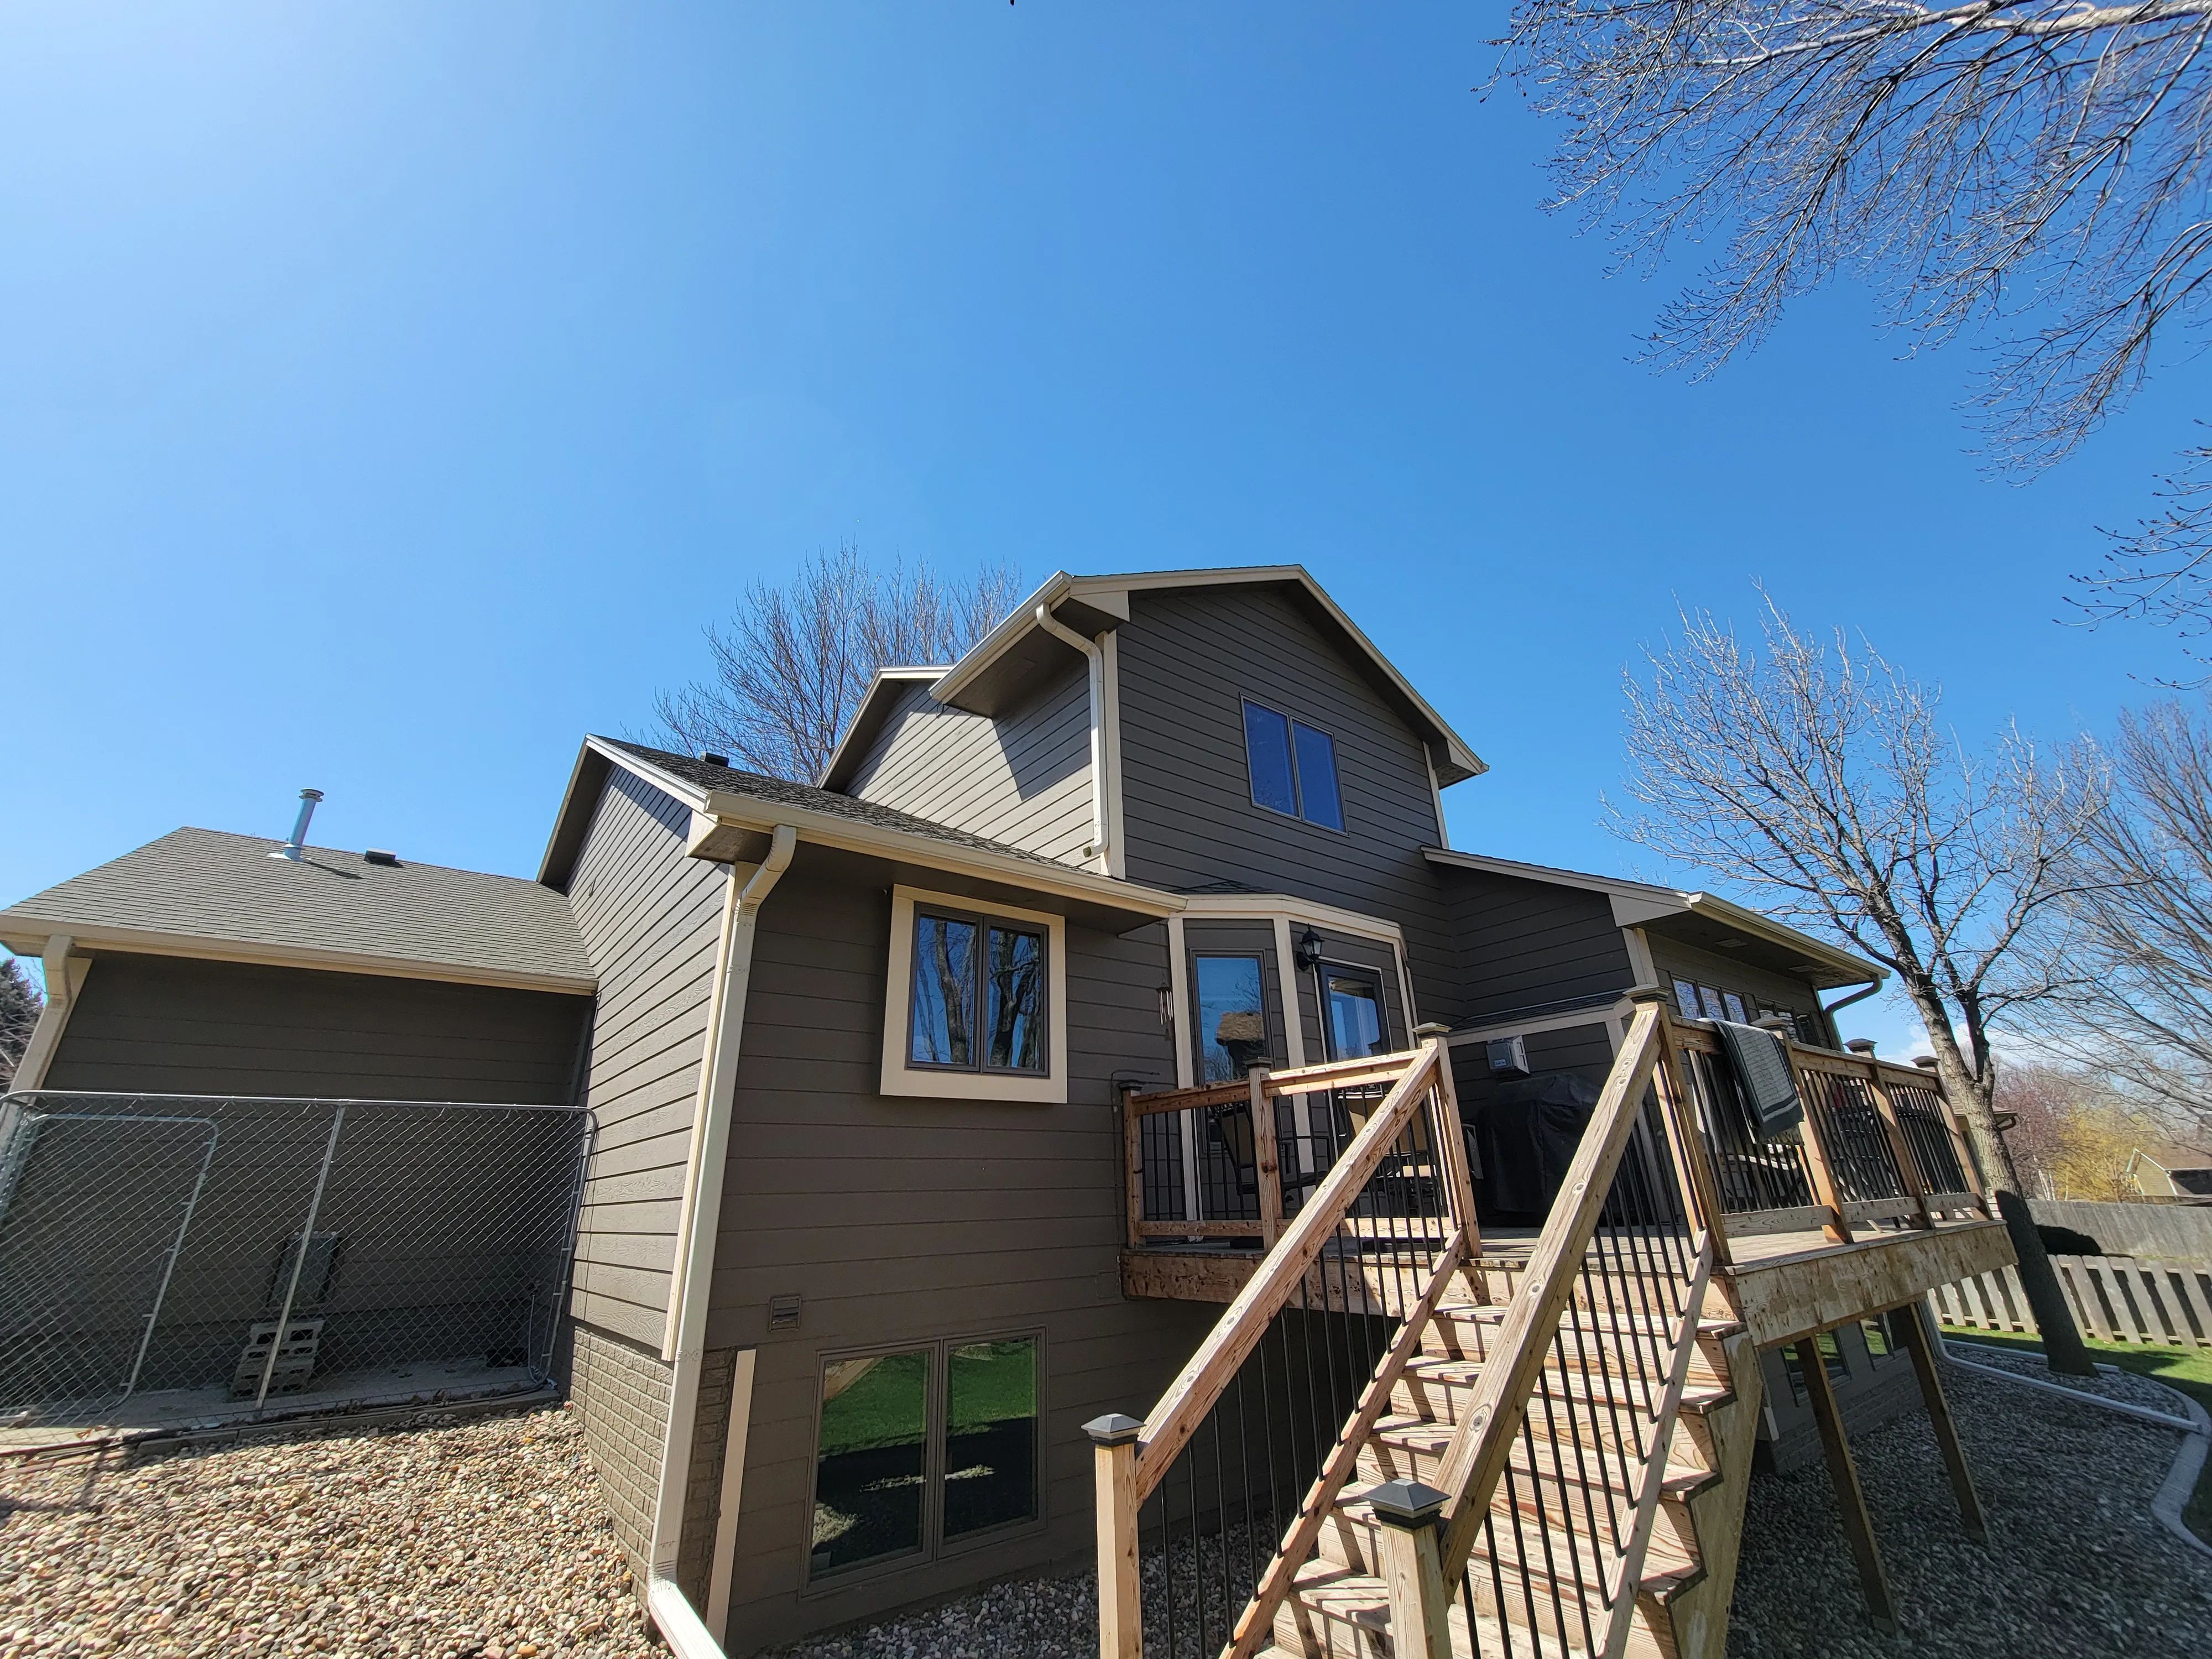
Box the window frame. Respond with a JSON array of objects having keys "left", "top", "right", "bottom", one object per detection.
[
  {"left": 1238, "top": 696, "right": 1348, "bottom": 834},
  {"left": 802, "top": 1327, "right": 1048, "bottom": 1591},
  {"left": 881, "top": 885, "right": 1068, "bottom": 1103}
]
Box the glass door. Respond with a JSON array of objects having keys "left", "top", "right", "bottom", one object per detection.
[{"left": 1320, "top": 964, "right": 1387, "bottom": 1061}]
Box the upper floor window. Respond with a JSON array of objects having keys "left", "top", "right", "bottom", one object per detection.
[{"left": 1242, "top": 700, "right": 1345, "bottom": 831}]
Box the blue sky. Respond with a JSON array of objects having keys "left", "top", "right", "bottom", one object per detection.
[{"left": 3, "top": 3, "right": 2201, "bottom": 1055}]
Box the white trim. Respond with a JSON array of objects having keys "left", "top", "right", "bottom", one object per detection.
[
  {"left": 1270, "top": 916, "right": 1315, "bottom": 1170},
  {"left": 1032, "top": 603, "right": 1112, "bottom": 872},
  {"left": 0, "top": 917, "right": 595, "bottom": 997},
  {"left": 1622, "top": 925, "right": 1658, "bottom": 988},
  {"left": 649, "top": 825, "right": 797, "bottom": 1658},
  {"left": 705, "top": 1347, "right": 758, "bottom": 1645},
  {"left": 927, "top": 566, "right": 1486, "bottom": 781},
  {"left": 1100, "top": 630, "right": 1126, "bottom": 880},
  {"left": 1426, "top": 752, "right": 1450, "bottom": 851},
  {"left": 1177, "top": 890, "right": 1407, "bottom": 947},
  {"left": 879, "top": 886, "right": 1069, "bottom": 1104},
  {"left": 11, "top": 936, "right": 86, "bottom": 1092},
  {"left": 1444, "top": 1000, "right": 1634, "bottom": 1050},
  {"left": 1166, "top": 914, "right": 1193, "bottom": 1090}
]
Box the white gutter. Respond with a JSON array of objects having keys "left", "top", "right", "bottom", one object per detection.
[
  {"left": 10, "top": 935, "right": 82, "bottom": 1092},
  {"left": 647, "top": 824, "right": 797, "bottom": 1657},
  {"left": 1032, "top": 602, "right": 1113, "bottom": 869}
]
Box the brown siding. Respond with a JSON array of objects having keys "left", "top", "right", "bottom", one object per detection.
[
  {"left": 1437, "top": 868, "right": 1634, "bottom": 1026},
  {"left": 702, "top": 863, "right": 1215, "bottom": 1652},
  {"left": 566, "top": 768, "right": 729, "bottom": 1349},
  {"left": 42, "top": 953, "right": 587, "bottom": 1103},
  {"left": 843, "top": 665, "right": 1094, "bottom": 864},
  {"left": 1115, "top": 586, "right": 1458, "bottom": 1020}
]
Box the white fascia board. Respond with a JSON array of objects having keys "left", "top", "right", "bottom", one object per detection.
[
  {"left": 816, "top": 666, "right": 952, "bottom": 789},
  {"left": 1178, "top": 889, "right": 1407, "bottom": 945},
  {"left": 928, "top": 565, "right": 1486, "bottom": 781},
  {"left": 0, "top": 915, "right": 597, "bottom": 996},
  {"left": 695, "top": 787, "right": 1183, "bottom": 916}
]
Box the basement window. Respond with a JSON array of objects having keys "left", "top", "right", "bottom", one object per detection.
[
  {"left": 881, "top": 886, "right": 1067, "bottom": 1103},
  {"left": 808, "top": 1334, "right": 1042, "bottom": 1584}
]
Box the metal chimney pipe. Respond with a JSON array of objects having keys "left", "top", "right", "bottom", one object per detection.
[{"left": 269, "top": 789, "right": 325, "bottom": 860}]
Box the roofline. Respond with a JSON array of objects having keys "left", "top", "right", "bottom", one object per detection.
[
  {"left": 817, "top": 666, "right": 955, "bottom": 792},
  {"left": 0, "top": 914, "right": 597, "bottom": 996},
  {"left": 1422, "top": 847, "right": 1884, "bottom": 990},
  {"left": 588, "top": 737, "right": 1188, "bottom": 920},
  {"left": 927, "top": 566, "right": 1488, "bottom": 784}
]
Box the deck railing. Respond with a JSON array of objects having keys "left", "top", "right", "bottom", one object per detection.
[{"left": 1093, "top": 1042, "right": 1477, "bottom": 1657}]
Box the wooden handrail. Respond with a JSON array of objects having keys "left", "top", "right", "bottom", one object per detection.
[
  {"left": 1132, "top": 1041, "right": 1447, "bottom": 1495},
  {"left": 1123, "top": 1050, "right": 1422, "bottom": 1118},
  {"left": 1433, "top": 1000, "right": 1669, "bottom": 1580}
]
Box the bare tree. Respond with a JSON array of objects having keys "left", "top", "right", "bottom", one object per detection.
[
  {"left": 1500, "top": 0, "right": 2212, "bottom": 627},
  {"left": 2031, "top": 697, "right": 2212, "bottom": 1133},
  {"left": 0, "top": 957, "right": 42, "bottom": 1089},
  {"left": 655, "top": 545, "right": 1025, "bottom": 783},
  {"left": 1614, "top": 592, "right": 2107, "bottom": 1190}
]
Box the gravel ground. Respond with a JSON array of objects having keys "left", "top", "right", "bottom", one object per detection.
[
  {"left": 1729, "top": 1359, "right": 2212, "bottom": 1658},
  {"left": 1940, "top": 1338, "right": 2201, "bottom": 1415},
  {"left": 0, "top": 1402, "right": 658, "bottom": 1659}
]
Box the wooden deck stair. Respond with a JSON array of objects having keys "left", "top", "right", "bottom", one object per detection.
[{"left": 1265, "top": 1267, "right": 1764, "bottom": 1659}]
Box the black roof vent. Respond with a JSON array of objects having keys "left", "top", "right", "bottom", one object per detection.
[
  {"left": 700, "top": 752, "right": 730, "bottom": 767},
  {"left": 364, "top": 849, "right": 401, "bottom": 867}
]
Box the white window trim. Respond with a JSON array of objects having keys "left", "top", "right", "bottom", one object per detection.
[{"left": 881, "top": 884, "right": 1068, "bottom": 1104}]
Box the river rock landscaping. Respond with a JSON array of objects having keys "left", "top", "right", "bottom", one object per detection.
[{"left": 0, "top": 1403, "right": 656, "bottom": 1659}]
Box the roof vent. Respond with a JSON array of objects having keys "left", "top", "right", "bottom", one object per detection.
[
  {"left": 269, "top": 789, "right": 324, "bottom": 861},
  {"left": 364, "top": 849, "right": 400, "bottom": 867},
  {"left": 700, "top": 752, "right": 729, "bottom": 768}
]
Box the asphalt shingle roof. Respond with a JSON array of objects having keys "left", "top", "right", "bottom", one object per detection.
[
  {"left": 0, "top": 827, "right": 593, "bottom": 989},
  {"left": 605, "top": 739, "right": 1083, "bottom": 872}
]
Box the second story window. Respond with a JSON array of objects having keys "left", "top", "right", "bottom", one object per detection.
[{"left": 1242, "top": 700, "right": 1345, "bottom": 831}]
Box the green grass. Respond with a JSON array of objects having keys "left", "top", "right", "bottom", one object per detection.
[{"left": 1940, "top": 1323, "right": 2212, "bottom": 1544}]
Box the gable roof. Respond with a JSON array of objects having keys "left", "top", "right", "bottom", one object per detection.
[
  {"left": 1422, "top": 847, "right": 1884, "bottom": 992},
  {"left": 817, "top": 667, "right": 951, "bottom": 792},
  {"left": 0, "top": 827, "right": 595, "bottom": 994},
  {"left": 539, "top": 738, "right": 1185, "bottom": 921},
  {"left": 911, "top": 567, "right": 1487, "bottom": 785}
]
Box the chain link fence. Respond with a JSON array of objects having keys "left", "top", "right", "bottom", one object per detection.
[{"left": 0, "top": 1091, "right": 593, "bottom": 1431}]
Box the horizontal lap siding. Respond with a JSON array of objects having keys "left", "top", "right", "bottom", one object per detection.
[
  {"left": 709, "top": 873, "right": 1214, "bottom": 1653},
  {"left": 43, "top": 954, "right": 587, "bottom": 1103},
  {"left": 1115, "top": 587, "right": 1458, "bottom": 1020},
  {"left": 845, "top": 669, "right": 1094, "bottom": 864},
  {"left": 1647, "top": 936, "right": 1829, "bottom": 1035},
  {"left": 1441, "top": 869, "right": 1635, "bottom": 1024},
  {"left": 567, "top": 769, "right": 728, "bottom": 1348}
]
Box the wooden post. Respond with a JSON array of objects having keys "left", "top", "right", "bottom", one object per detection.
[
  {"left": 1368, "top": 1479, "right": 1453, "bottom": 1659},
  {"left": 1086, "top": 1413, "right": 1144, "bottom": 1659},
  {"left": 1795, "top": 1335, "right": 1898, "bottom": 1634},
  {"left": 1895, "top": 1302, "right": 1988, "bottom": 1542},
  {"left": 1849, "top": 1044, "right": 1935, "bottom": 1229},
  {"left": 1793, "top": 1087, "right": 1857, "bottom": 1245},
  {"left": 1635, "top": 987, "right": 1733, "bottom": 1268},
  {"left": 1249, "top": 1067, "right": 1283, "bottom": 1248},
  {"left": 1425, "top": 1035, "right": 1485, "bottom": 1280},
  {"left": 1120, "top": 1085, "right": 1145, "bottom": 1251}
]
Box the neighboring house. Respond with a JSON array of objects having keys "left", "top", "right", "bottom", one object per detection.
[
  {"left": 1, "top": 564, "right": 1939, "bottom": 1657},
  {"left": 2128, "top": 1144, "right": 2212, "bottom": 1199}
]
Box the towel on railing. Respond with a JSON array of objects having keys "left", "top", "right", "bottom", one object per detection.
[{"left": 1713, "top": 1020, "right": 1805, "bottom": 1142}]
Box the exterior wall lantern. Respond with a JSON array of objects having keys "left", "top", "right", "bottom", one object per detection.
[{"left": 1293, "top": 926, "right": 1325, "bottom": 974}]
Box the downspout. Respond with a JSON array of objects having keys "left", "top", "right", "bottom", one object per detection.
[
  {"left": 647, "top": 823, "right": 798, "bottom": 1658},
  {"left": 10, "top": 936, "right": 83, "bottom": 1093},
  {"left": 1034, "top": 603, "right": 1111, "bottom": 869}
]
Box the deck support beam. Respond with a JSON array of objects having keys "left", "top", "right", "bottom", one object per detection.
[
  {"left": 1796, "top": 1334, "right": 1899, "bottom": 1634},
  {"left": 1897, "top": 1303, "right": 1988, "bottom": 1542}
]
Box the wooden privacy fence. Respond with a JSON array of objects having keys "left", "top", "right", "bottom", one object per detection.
[{"left": 1934, "top": 1254, "right": 2212, "bottom": 1350}]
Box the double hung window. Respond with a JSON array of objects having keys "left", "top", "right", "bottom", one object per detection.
[
  {"left": 808, "top": 1334, "right": 1041, "bottom": 1581},
  {"left": 1241, "top": 701, "right": 1345, "bottom": 831}
]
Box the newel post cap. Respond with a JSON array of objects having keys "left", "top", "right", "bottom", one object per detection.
[
  {"left": 1845, "top": 1038, "right": 1877, "bottom": 1056},
  {"left": 1084, "top": 1413, "right": 1144, "bottom": 1447},
  {"left": 1625, "top": 983, "right": 1670, "bottom": 1006},
  {"left": 1366, "top": 1478, "right": 1448, "bottom": 1527}
]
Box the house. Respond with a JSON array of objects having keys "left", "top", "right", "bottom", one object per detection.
[{"left": 1, "top": 564, "right": 2010, "bottom": 1658}]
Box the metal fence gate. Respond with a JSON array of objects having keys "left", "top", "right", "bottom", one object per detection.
[{"left": 0, "top": 1091, "right": 594, "bottom": 1428}]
